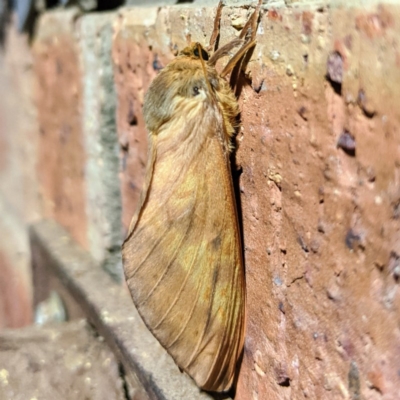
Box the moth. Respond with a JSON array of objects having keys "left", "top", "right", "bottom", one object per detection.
[{"left": 122, "top": 1, "right": 261, "bottom": 393}]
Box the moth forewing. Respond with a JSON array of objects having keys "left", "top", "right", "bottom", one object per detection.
[
  {"left": 123, "top": 1, "right": 260, "bottom": 392},
  {"left": 122, "top": 107, "right": 245, "bottom": 391}
]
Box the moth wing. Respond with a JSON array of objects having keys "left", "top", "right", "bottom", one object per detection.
[
  {"left": 126, "top": 140, "right": 156, "bottom": 235},
  {"left": 122, "top": 116, "right": 245, "bottom": 392}
]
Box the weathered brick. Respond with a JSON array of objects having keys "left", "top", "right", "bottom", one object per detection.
[
  {"left": 0, "top": 19, "right": 40, "bottom": 329},
  {"left": 0, "top": 199, "right": 33, "bottom": 329},
  {"left": 113, "top": 7, "right": 159, "bottom": 233},
  {"left": 32, "top": 9, "right": 123, "bottom": 279},
  {"left": 0, "top": 249, "right": 32, "bottom": 329},
  {"left": 78, "top": 12, "right": 123, "bottom": 280},
  {"left": 33, "top": 8, "right": 88, "bottom": 250},
  {"left": 0, "top": 20, "right": 40, "bottom": 221}
]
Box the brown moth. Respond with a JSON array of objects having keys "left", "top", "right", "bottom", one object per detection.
[{"left": 122, "top": 1, "right": 261, "bottom": 393}]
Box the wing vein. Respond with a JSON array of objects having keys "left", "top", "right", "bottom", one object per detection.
[{"left": 128, "top": 225, "right": 170, "bottom": 278}]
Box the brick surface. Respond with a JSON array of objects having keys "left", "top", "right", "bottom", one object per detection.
[
  {"left": 113, "top": 7, "right": 160, "bottom": 234},
  {"left": 0, "top": 18, "right": 40, "bottom": 329},
  {"left": 32, "top": 9, "right": 123, "bottom": 279},
  {"left": 78, "top": 13, "right": 123, "bottom": 280},
  {"left": 33, "top": 8, "right": 88, "bottom": 250},
  {"left": 235, "top": 5, "right": 400, "bottom": 399},
  {"left": 0, "top": 250, "right": 32, "bottom": 329},
  {"left": 113, "top": 3, "right": 400, "bottom": 398},
  {"left": 0, "top": 19, "right": 40, "bottom": 221}
]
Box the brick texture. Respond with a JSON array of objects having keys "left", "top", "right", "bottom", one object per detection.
[
  {"left": 78, "top": 13, "right": 123, "bottom": 280},
  {"left": 33, "top": 9, "right": 88, "bottom": 250},
  {"left": 0, "top": 250, "right": 32, "bottom": 328},
  {"left": 32, "top": 9, "right": 123, "bottom": 279},
  {"left": 0, "top": 17, "right": 40, "bottom": 329}
]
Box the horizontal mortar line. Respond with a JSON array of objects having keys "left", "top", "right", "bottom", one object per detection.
[{"left": 29, "top": 219, "right": 212, "bottom": 400}]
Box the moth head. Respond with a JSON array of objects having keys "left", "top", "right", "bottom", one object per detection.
[
  {"left": 179, "top": 43, "right": 210, "bottom": 62},
  {"left": 143, "top": 47, "right": 220, "bottom": 134}
]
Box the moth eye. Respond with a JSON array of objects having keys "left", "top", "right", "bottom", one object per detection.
[
  {"left": 193, "top": 86, "right": 200, "bottom": 96},
  {"left": 193, "top": 47, "right": 209, "bottom": 61},
  {"left": 201, "top": 48, "right": 209, "bottom": 61}
]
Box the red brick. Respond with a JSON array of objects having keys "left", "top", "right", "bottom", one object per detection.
[
  {"left": 0, "top": 251, "right": 32, "bottom": 329},
  {"left": 112, "top": 8, "right": 160, "bottom": 233},
  {"left": 33, "top": 11, "right": 88, "bottom": 249},
  {"left": 0, "top": 19, "right": 39, "bottom": 331}
]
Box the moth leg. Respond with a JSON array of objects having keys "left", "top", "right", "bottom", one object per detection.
[{"left": 208, "top": 0, "right": 224, "bottom": 52}]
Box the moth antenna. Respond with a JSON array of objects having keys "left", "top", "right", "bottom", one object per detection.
[
  {"left": 220, "top": 39, "right": 256, "bottom": 78},
  {"left": 208, "top": 38, "right": 243, "bottom": 67},
  {"left": 197, "top": 43, "right": 214, "bottom": 100},
  {"left": 208, "top": 0, "right": 224, "bottom": 52}
]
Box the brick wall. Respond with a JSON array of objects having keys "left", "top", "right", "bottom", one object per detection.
[{"left": 1, "top": 1, "right": 400, "bottom": 398}]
